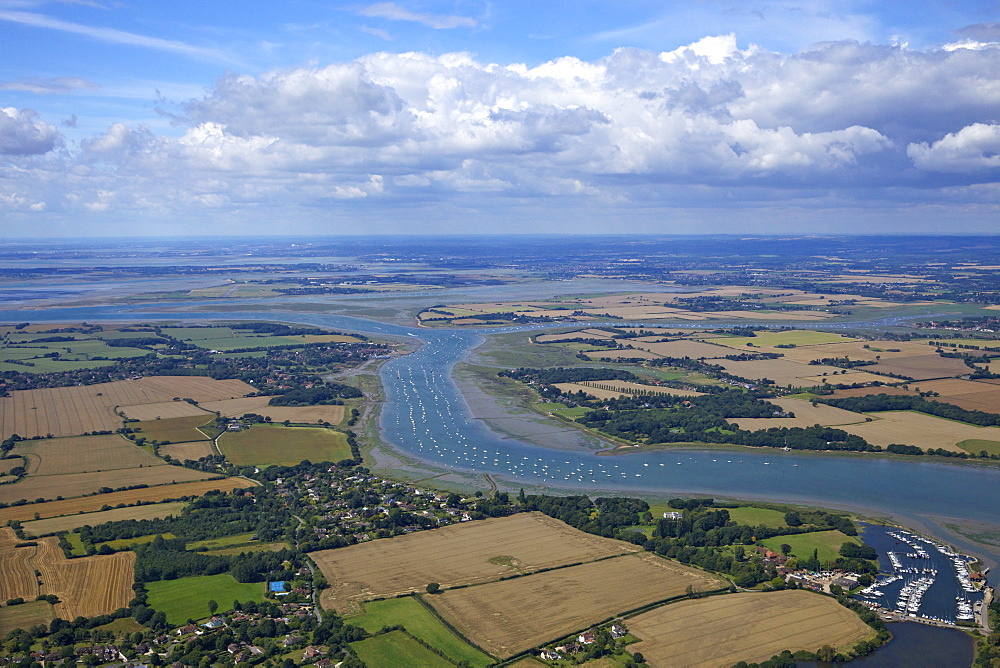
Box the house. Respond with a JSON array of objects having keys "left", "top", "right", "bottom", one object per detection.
[
  {"left": 202, "top": 616, "right": 225, "bottom": 629},
  {"left": 578, "top": 632, "right": 596, "bottom": 645},
  {"left": 176, "top": 624, "right": 199, "bottom": 636},
  {"left": 610, "top": 624, "right": 627, "bottom": 639},
  {"left": 540, "top": 648, "right": 561, "bottom": 660},
  {"left": 303, "top": 646, "right": 327, "bottom": 660},
  {"left": 832, "top": 576, "right": 860, "bottom": 590},
  {"left": 662, "top": 511, "right": 683, "bottom": 520}
]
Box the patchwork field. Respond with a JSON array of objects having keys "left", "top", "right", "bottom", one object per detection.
[
  {"left": 0, "top": 528, "right": 135, "bottom": 620},
  {"left": 314, "top": 512, "right": 640, "bottom": 612},
  {"left": 21, "top": 501, "right": 187, "bottom": 537},
  {"left": 715, "top": 359, "right": 851, "bottom": 388},
  {"left": 218, "top": 425, "right": 352, "bottom": 466},
  {"left": 626, "top": 590, "right": 873, "bottom": 668},
  {"left": 0, "top": 376, "right": 254, "bottom": 439},
  {"left": 426, "top": 552, "right": 726, "bottom": 658},
  {"left": 837, "top": 411, "right": 1000, "bottom": 453},
  {"left": 630, "top": 340, "right": 732, "bottom": 358},
  {"left": 0, "top": 477, "right": 256, "bottom": 523}
]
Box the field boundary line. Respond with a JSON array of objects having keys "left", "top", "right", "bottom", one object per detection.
[{"left": 412, "top": 593, "right": 495, "bottom": 662}]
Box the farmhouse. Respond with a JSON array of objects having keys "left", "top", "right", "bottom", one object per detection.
[{"left": 663, "top": 511, "right": 683, "bottom": 520}]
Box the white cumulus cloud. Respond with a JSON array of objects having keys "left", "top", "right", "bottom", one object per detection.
[{"left": 908, "top": 124, "right": 1000, "bottom": 172}]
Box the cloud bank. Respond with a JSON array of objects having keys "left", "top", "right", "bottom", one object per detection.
[{"left": 2, "top": 36, "right": 999, "bottom": 233}]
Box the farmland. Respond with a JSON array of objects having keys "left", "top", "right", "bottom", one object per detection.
[
  {"left": 218, "top": 425, "right": 352, "bottom": 467},
  {"left": 0, "top": 376, "right": 254, "bottom": 439},
  {"left": 0, "top": 460, "right": 220, "bottom": 504},
  {"left": 0, "top": 528, "right": 135, "bottom": 619},
  {"left": 120, "top": 401, "right": 211, "bottom": 421},
  {"left": 728, "top": 397, "right": 867, "bottom": 430},
  {"left": 837, "top": 411, "right": 1000, "bottom": 453},
  {"left": 159, "top": 441, "right": 216, "bottom": 461},
  {"left": 350, "top": 630, "right": 453, "bottom": 668},
  {"left": 133, "top": 415, "right": 214, "bottom": 444},
  {"left": 0, "top": 601, "right": 55, "bottom": 636},
  {"left": 349, "top": 597, "right": 493, "bottom": 667},
  {"left": 21, "top": 501, "right": 187, "bottom": 537},
  {"left": 146, "top": 574, "right": 266, "bottom": 625},
  {"left": 12, "top": 434, "right": 163, "bottom": 476},
  {"left": 426, "top": 552, "right": 726, "bottom": 658},
  {"left": 626, "top": 590, "right": 874, "bottom": 667},
  {"left": 0, "top": 477, "right": 257, "bottom": 523},
  {"left": 907, "top": 378, "right": 1000, "bottom": 413},
  {"left": 201, "top": 397, "right": 347, "bottom": 425},
  {"left": 313, "top": 512, "right": 640, "bottom": 612}
]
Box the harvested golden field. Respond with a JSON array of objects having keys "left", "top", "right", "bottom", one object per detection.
[
  {"left": 159, "top": 441, "right": 215, "bottom": 461},
  {"left": 830, "top": 386, "right": 917, "bottom": 399},
  {"left": 0, "top": 528, "right": 135, "bottom": 619},
  {"left": 314, "top": 513, "right": 640, "bottom": 613},
  {"left": 627, "top": 590, "right": 873, "bottom": 668},
  {"left": 0, "top": 477, "right": 255, "bottom": 523},
  {"left": 119, "top": 401, "right": 211, "bottom": 421},
  {"left": 838, "top": 411, "right": 1000, "bottom": 452},
  {"left": 200, "top": 396, "right": 272, "bottom": 416},
  {"left": 728, "top": 398, "right": 866, "bottom": 431},
  {"left": 427, "top": 553, "right": 726, "bottom": 658},
  {"left": 22, "top": 501, "right": 188, "bottom": 537},
  {"left": 12, "top": 434, "right": 162, "bottom": 476},
  {"left": 201, "top": 397, "right": 346, "bottom": 424},
  {"left": 580, "top": 380, "right": 702, "bottom": 397},
  {"left": 0, "top": 464, "right": 219, "bottom": 504},
  {"left": 797, "top": 370, "right": 897, "bottom": 386},
  {"left": 583, "top": 349, "right": 661, "bottom": 361},
  {"left": 763, "top": 341, "right": 927, "bottom": 364},
  {"left": 867, "top": 355, "right": 972, "bottom": 380},
  {"left": 909, "top": 378, "right": 1000, "bottom": 413},
  {"left": 127, "top": 376, "right": 255, "bottom": 402},
  {"left": 0, "top": 376, "right": 254, "bottom": 439},
  {"left": 714, "top": 359, "right": 846, "bottom": 388},
  {"left": 553, "top": 383, "right": 630, "bottom": 400},
  {"left": 631, "top": 340, "right": 731, "bottom": 358},
  {"left": 705, "top": 310, "right": 835, "bottom": 320}
]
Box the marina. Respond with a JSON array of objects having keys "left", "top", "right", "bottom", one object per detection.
[{"left": 855, "top": 523, "right": 986, "bottom": 627}]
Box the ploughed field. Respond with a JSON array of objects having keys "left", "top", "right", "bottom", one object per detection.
[
  {"left": 0, "top": 527, "right": 135, "bottom": 620},
  {"left": 314, "top": 512, "right": 639, "bottom": 612},
  {"left": 626, "top": 590, "right": 873, "bottom": 668}
]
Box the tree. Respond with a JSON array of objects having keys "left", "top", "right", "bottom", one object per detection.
[
  {"left": 784, "top": 511, "right": 802, "bottom": 526},
  {"left": 426, "top": 582, "right": 441, "bottom": 594},
  {"left": 780, "top": 543, "right": 792, "bottom": 556},
  {"left": 207, "top": 599, "right": 218, "bottom": 615}
]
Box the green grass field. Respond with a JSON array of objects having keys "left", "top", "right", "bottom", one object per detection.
[
  {"left": 759, "top": 529, "right": 859, "bottom": 564},
  {"left": 218, "top": 425, "right": 352, "bottom": 467},
  {"left": 349, "top": 597, "right": 493, "bottom": 667},
  {"left": 350, "top": 630, "right": 454, "bottom": 668},
  {"left": 135, "top": 415, "right": 214, "bottom": 443},
  {"left": 958, "top": 438, "right": 1000, "bottom": 456},
  {"left": 726, "top": 507, "right": 789, "bottom": 528},
  {"left": 64, "top": 531, "right": 87, "bottom": 556},
  {"left": 0, "top": 601, "right": 55, "bottom": 635},
  {"left": 99, "top": 532, "right": 177, "bottom": 550},
  {"left": 186, "top": 532, "right": 257, "bottom": 550},
  {"left": 147, "top": 574, "right": 266, "bottom": 625}
]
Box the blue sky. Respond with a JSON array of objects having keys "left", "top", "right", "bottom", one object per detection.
[{"left": 1, "top": 1, "right": 999, "bottom": 236}]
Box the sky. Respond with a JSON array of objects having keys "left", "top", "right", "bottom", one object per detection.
[{"left": 1, "top": 1, "right": 999, "bottom": 237}]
